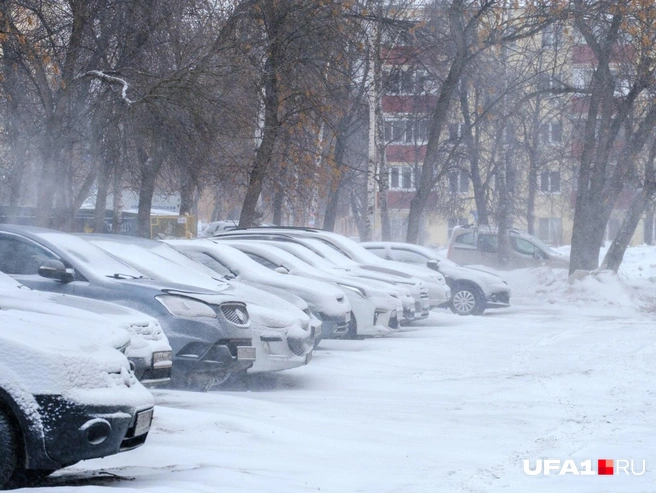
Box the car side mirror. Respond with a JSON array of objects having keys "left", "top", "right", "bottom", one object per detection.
[
  {"left": 426, "top": 259, "right": 440, "bottom": 271},
  {"left": 38, "top": 259, "right": 74, "bottom": 283},
  {"left": 532, "top": 250, "right": 541, "bottom": 260},
  {"left": 274, "top": 266, "right": 289, "bottom": 274}
]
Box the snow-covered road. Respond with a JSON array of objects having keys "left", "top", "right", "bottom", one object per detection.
[{"left": 26, "top": 262, "right": 656, "bottom": 493}]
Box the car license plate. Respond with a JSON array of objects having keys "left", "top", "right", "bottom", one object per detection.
[
  {"left": 134, "top": 409, "right": 154, "bottom": 437},
  {"left": 305, "top": 352, "right": 313, "bottom": 365},
  {"left": 237, "top": 346, "right": 256, "bottom": 361}
]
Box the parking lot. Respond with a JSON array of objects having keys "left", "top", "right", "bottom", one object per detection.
[{"left": 28, "top": 264, "right": 656, "bottom": 493}]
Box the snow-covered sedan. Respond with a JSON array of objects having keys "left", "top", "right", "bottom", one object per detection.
[
  {"left": 0, "top": 271, "right": 172, "bottom": 385},
  {"left": 362, "top": 242, "right": 511, "bottom": 316},
  {"left": 213, "top": 228, "right": 451, "bottom": 309},
  {"left": 83, "top": 235, "right": 316, "bottom": 374},
  {"left": 0, "top": 225, "right": 256, "bottom": 390},
  {"left": 164, "top": 240, "right": 352, "bottom": 340},
  {"left": 0, "top": 310, "right": 154, "bottom": 488},
  {"left": 234, "top": 236, "right": 428, "bottom": 322},
  {"left": 215, "top": 240, "right": 400, "bottom": 338}
]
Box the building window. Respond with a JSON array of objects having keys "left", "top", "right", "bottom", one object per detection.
[
  {"left": 540, "top": 171, "right": 561, "bottom": 193},
  {"left": 449, "top": 171, "right": 469, "bottom": 194},
  {"left": 540, "top": 120, "right": 562, "bottom": 145},
  {"left": 385, "top": 119, "right": 429, "bottom": 145},
  {"left": 385, "top": 119, "right": 407, "bottom": 143},
  {"left": 390, "top": 166, "right": 414, "bottom": 191},
  {"left": 383, "top": 69, "right": 429, "bottom": 95},
  {"left": 538, "top": 217, "right": 563, "bottom": 245}
]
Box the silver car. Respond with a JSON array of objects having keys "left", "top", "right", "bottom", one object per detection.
[
  {"left": 362, "top": 241, "right": 511, "bottom": 316},
  {"left": 447, "top": 225, "right": 569, "bottom": 270}
]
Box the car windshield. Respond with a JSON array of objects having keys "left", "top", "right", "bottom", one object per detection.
[
  {"left": 88, "top": 239, "right": 229, "bottom": 291},
  {"left": 202, "top": 243, "right": 280, "bottom": 277},
  {"left": 183, "top": 250, "right": 235, "bottom": 278},
  {"left": 302, "top": 239, "right": 359, "bottom": 268},
  {"left": 225, "top": 242, "right": 329, "bottom": 277},
  {"left": 522, "top": 234, "right": 558, "bottom": 255},
  {"left": 272, "top": 242, "right": 343, "bottom": 271},
  {"left": 39, "top": 232, "right": 146, "bottom": 278}
]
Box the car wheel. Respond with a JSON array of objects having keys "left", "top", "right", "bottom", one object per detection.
[
  {"left": 175, "top": 372, "right": 229, "bottom": 392},
  {"left": 450, "top": 286, "right": 484, "bottom": 316},
  {"left": 10, "top": 468, "right": 56, "bottom": 487},
  {"left": 346, "top": 312, "right": 363, "bottom": 340},
  {"left": 0, "top": 410, "right": 18, "bottom": 488}
]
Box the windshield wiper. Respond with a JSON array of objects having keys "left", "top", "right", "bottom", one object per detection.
[{"left": 108, "top": 273, "right": 146, "bottom": 280}]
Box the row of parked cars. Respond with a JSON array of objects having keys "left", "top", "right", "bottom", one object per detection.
[{"left": 0, "top": 224, "right": 516, "bottom": 486}]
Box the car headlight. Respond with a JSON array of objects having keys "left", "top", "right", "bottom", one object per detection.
[
  {"left": 338, "top": 284, "right": 367, "bottom": 298},
  {"left": 155, "top": 295, "right": 217, "bottom": 318},
  {"left": 152, "top": 350, "right": 173, "bottom": 369}
]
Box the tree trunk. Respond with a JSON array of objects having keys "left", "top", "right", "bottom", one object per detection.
[
  {"left": 600, "top": 190, "right": 649, "bottom": 272},
  {"left": 238, "top": 0, "right": 281, "bottom": 228},
  {"left": 137, "top": 170, "right": 157, "bottom": 238},
  {"left": 350, "top": 190, "right": 366, "bottom": 240},
  {"left": 602, "top": 139, "right": 656, "bottom": 271},
  {"left": 136, "top": 148, "right": 163, "bottom": 238},
  {"left": 94, "top": 164, "right": 111, "bottom": 233},
  {"left": 526, "top": 157, "right": 538, "bottom": 236},
  {"left": 272, "top": 178, "right": 284, "bottom": 226},
  {"left": 407, "top": 1, "right": 467, "bottom": 243},
  {"left": 322, "top": 169, "right": 342, "bottom": 232},
  {"left": 459, "top": 77, "right": 488, "bottom": 226},
  {"left": 179, "top": 173, "right": 196, "bottom": 216},
  {"left": 111, "top": 167, "right": 124, "bottom": 234},
  {"left": 645, "top": 205, "right": 654, "bottom": 245}
]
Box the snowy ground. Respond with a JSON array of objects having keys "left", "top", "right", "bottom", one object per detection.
[{"left": 25, "top": 246, "right": 656, "bottom": 493}]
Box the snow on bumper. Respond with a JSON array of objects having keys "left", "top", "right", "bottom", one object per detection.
[{"left": 248, "top": 321, "right": 314, "bottom": 373}]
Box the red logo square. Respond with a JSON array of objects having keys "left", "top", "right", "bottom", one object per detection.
[{"left": 598, "top": 459, "right": 614, "bottom": 475}]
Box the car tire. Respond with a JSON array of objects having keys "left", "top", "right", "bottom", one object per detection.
[
  {"left": 450, "top": 285, "right": 485, "bottom": 316},
  {"left": 346, "top": 311, "right": 363, "bottom": 340},
  {"left": 10, "top": 468, "right": 56, "bottom": 487},
  {"left": 0, "top": 410, "right": 18, "bottom": 489}
]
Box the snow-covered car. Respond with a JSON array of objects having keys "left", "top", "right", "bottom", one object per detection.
[
  {"left": 165, "top": 240, "right": 352, "bottom": 340},
  {"left": 0, "top": 225, "right": 256, "bottom": 389},
  {"left": 0, "top": 310, "right": 154, "bottom": 488},
  {"left": 213, "top": 228, "right": 451, "bottom": 309},
  {"left": 447, "top": 225, "right": 570, "bottom": 269},
  {"left": 229, "top": 235, "right": 429, "bottom": 322},
  {"left": 215, "top": 240, "right": 400, "bottom": 339},
  {"left": 83, "top": 235, "right": 316, "bottom": 373},
  {"left": 239, "top": 239, "right": 414, "bottom": 323},
  {"left": 362, "top": 242, "right": 512, "bottom": 316},
  {"left": 0, "top": 271, "right": 172, "bottom": 385},
  {"left": 199, "top": 220, "right": 239, "bottom": 237}
]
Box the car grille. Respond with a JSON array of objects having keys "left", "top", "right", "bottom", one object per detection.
[
  {"left": 140, "top": 367, "right": 172, "bottom": 382},
  {"left": 220, "top": 303, "right": 249, "bottom": 326}
]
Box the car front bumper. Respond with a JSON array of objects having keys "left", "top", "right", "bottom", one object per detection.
[
  {"left": 248, "top": 321, "right": 315, "bottom": 373},
  {"left": 31, "top": 395, "right": 153, "bottom": 468}
]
